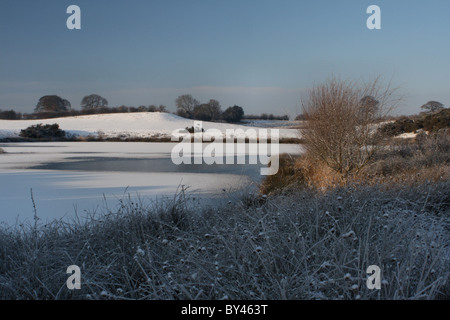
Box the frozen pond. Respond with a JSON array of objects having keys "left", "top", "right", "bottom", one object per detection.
[{"left": 0, "top": 142, "right": 302, "bottom": 226}]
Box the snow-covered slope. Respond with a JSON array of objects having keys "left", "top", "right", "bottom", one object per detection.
[{"left": 0, "top": 112, "right": 299, "bottom": 140}]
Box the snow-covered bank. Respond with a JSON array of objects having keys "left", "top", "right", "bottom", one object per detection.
[{"left": 0, "top": 112, "right": 300, "bottom": 140}]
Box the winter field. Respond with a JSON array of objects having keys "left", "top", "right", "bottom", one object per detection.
[
  {"left": 0, "top": 112, "right": 448, "bottom": 300},
  {"left": 0, "top": 112, "right": 300, "bottom": 141}
]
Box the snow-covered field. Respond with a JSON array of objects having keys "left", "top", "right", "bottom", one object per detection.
[{"left": 0, "top": 112, "right": 300, "bottom": 140}]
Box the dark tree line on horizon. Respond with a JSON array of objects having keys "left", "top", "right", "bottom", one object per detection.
[
  {"left": 0, "top": 94, "right": 446, "bottom": 122},
  {"left": 174, "top": 94, "right": 292, "bottom": 123},
  {"left": 6, "top": 93, "right": 443, "bottom": 122},
  {"left": 0, "top": 93, "right": 289, "bottom": 123},
  {"left": 0, "top": 94, "right": 169, "bottom": 120},
  {"left": 174, "top": 94, "right": 247, "bottom": 123}
]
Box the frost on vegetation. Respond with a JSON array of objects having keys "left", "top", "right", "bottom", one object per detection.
[
  {"left": 0, "top": 181, "right": 449, "bottom": 300},
  {"left": 341, "top": 230, "right": 357, "bottom": 240},
  {"left": 135, "top": 246, "right": 145, "bottom": 257}
]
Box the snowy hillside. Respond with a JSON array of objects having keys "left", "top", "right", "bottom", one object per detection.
[{"left": 0, "top": 112, "right": 299, "bottom": 140}]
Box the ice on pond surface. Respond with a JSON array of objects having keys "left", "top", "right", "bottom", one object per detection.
[{"left": 0, "top": 142, "right": 302, "bottom": 226}]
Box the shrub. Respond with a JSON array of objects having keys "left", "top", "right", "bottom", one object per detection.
[
  {"left": 260, "top": 154, "right": 343, "bottom": 194},
  {"left": 379, "top": 117, "right": 423, "bottom": 137},
  {"left": 260, "top": 154, "right": 300, "bottom": 195},
  {"left": 360, "top": 130, "right": 450, "bottom": 185},
  {"left": 0, "top": 148, "right": 5, "bottom": 154},
  {"left": 301, "top": 76, "right": 398, "bottom": 182},
  {"left": 423, "top": 108, "right": 450, "bottom": 132},
  {"left": 19, "top": 123, "right": 66, "bottom": 140},
  {"left": 379, "top": 108, "right": 449, "bottom": 137}
]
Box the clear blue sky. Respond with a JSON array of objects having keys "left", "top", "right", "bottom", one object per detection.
[{"left": 1, "top": 0, "right": 449, "bottom": 116}]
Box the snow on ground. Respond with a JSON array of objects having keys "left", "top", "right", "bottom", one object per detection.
[
  {"left": 394, "top": 132, "right": 419, "bottom": 139},
  {"left": 0, "top": 112, "right": 300, "bottom": 140}
]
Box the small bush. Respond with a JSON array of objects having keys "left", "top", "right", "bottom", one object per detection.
[
  {"left": 360, "top": 130, "right": 450, "bottom": 185},
  {"left": 19, "top": 123, "right": 66, "bottom": 140},
  {"left": 423, "top": 108, "right": 450, "bottom": 132},
  {"left": 379, "top": 108, "right": 449, "bottom": 137},
  {"left": 301, "top": 76, "right": 398, "bottom": 182},
  {"left": 0, "top": 148, "right": 5, "bottom": 154},
  {"left": 379, "top": 117, "right": 423, "bottom": 137}
]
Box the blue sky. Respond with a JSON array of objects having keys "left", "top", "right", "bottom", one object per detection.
[{"left": 0, "top": 0, "right": 449, "bottom": 117}]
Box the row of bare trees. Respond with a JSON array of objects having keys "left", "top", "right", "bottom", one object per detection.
[
  {"left": 34, "top": 94, "right": 108, "bottom": 113},
  {"left": 175, "top": 94, "right": 244, "bottom": 123},
  {"left": 6, "top": 94, "right": 168, "bottom": 119},
  {"left": 13, "top": 94, "right": 244, "bottom": 123}
]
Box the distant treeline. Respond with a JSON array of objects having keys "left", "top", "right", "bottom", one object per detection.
[
  {"left": 0, "top": 106, "right": 291, "bottom": 122},
  {"left": 0, "top": 105, "right": 169, "bottom": 120},
  {"left": 242, "top": 113, "right": 290, "bottom": 121},
  {"left": 1, "top": 93, "right": 292, "bottom": 122}
]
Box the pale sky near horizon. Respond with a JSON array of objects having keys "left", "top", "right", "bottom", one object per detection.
[{"left": 1, "top": 0, "right": 449, "bottom": 117}]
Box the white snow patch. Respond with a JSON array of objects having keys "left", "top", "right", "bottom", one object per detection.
[
  {"left": 0, "top": 112, "right": 299, "bottom": 139},
  {"left": 394, "top": 132, "right": 418, "bottom": 139}
]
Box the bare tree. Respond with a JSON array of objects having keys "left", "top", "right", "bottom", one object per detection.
[
  {"left": 175, "top": 94, "right": 199, "bottom": 118},
  {"left": 206, "top": 99, "right": 222, "bottom": 121},
  {"left": 34, "top": 95, "right": 71, "bottom": 113},
  {"left": 193, "top": 99, "right": 223, "bottom": 121},
  {"left": 81, "top": 94, "right": 108, "bottom": 111},
  {"left": 301, "top": 76, "right": 399, "bottom": 182}
]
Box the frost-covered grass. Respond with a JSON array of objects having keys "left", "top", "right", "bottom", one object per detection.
[{"left": 0, "top": 182, "right": 448, "bottom": 300}]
